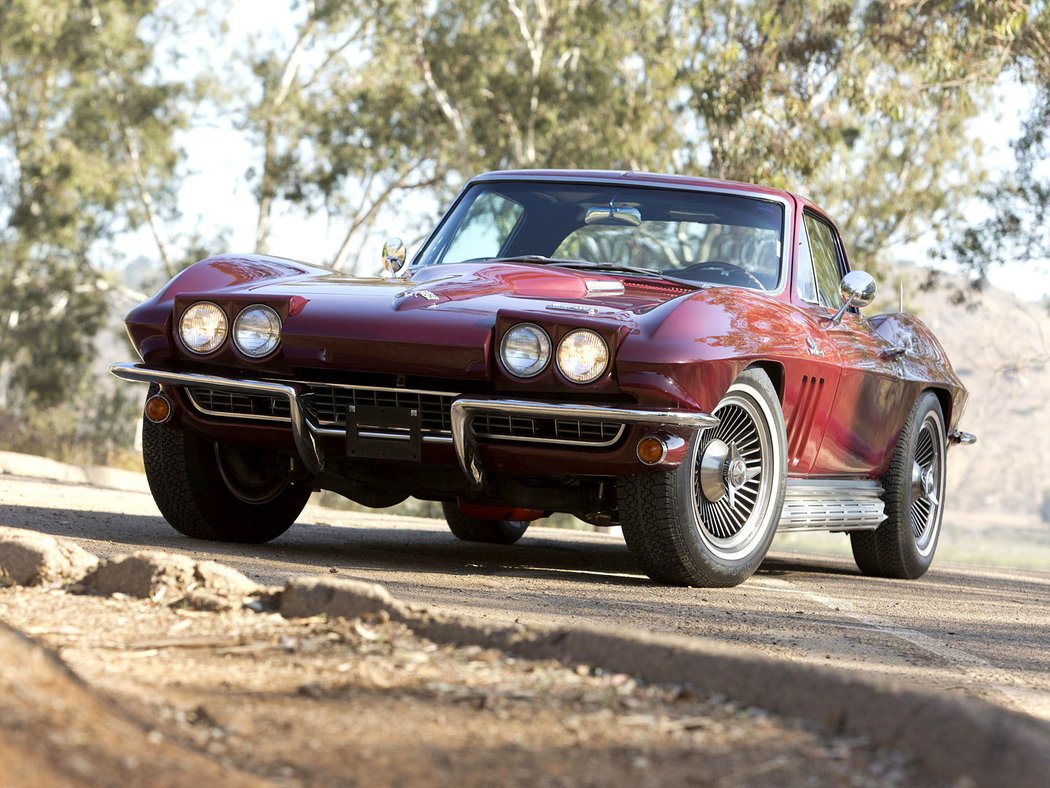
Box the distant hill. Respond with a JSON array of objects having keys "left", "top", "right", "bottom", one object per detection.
[{"left": 893, "top": 268, "right": 1050, "bottom": 524}]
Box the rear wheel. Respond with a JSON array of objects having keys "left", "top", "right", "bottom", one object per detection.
[
  {"left": 618, "top": 368, "right": 787, "bottom": 586},
  {"left": 441, "top": 502, "right": 530, "bottom": 545},
  {"left": 142, "top": 390, "right": 311, "bottom": 543},
  {"left": 851, "top": 391, "right": 946, "bottom": 579}
]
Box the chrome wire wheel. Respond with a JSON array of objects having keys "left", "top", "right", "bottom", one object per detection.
[
  {"left": 850, "top": 391, "right": 947, "bottom": 580},
  {"left": 691, "top": 384, "right": 778, "bottom": 561},
  {"left": 910, "top": 412, "right": 946, "bottom": 557},
  {"left": 617, "top": 368, "right": 786, "bottom": 586}
]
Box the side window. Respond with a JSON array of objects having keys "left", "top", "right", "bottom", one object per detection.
[
  {"left": 796, "top": 221, "right": 818, "bottom": 303},
  {"left": 442, "top": 192, "right": 524, "bottom": 263},
  {"left": 803, "top": 213, "right": 845, "bottom": 308}
]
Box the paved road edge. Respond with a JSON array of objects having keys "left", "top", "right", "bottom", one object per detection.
[{"left": 0, "top": 451, "right": 149, "bottom": 494}]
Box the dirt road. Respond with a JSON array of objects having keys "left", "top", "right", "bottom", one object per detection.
[{"left": 2, "top": 472, "right": 1048, "bottom": 725}]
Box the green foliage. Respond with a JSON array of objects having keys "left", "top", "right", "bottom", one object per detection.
[
  {"left": 940, "top": 2, "right": 1050, "bottom": 296},
  {"left": 0, "top": 0, "right": 185, "bottom": 408}
]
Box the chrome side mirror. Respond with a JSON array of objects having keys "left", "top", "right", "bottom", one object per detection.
[
  {"left": 382, "top": 237, "right": 407, "bottom": 276},
  {"left": 826, "top": 270, "right": 877, "bottom": 326}
]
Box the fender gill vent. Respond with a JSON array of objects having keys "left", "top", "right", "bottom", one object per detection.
[{"left": 787, "top": 375, "right": 824, "bottom": 466}]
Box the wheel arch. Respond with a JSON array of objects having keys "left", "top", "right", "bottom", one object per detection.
[
  {"left": 745, "top": 360, "right": 785, "bottom": 402},
  {"left": 926, "top": 386, "right": 953, "bottom": 430}
]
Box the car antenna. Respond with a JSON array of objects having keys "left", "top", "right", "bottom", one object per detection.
[{"left": 899, "top": 280, "right": 904, "bottom": 313}]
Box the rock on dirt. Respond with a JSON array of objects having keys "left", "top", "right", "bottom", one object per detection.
[
  {"left": 82, "top": 550, "right": 263, "bottom": 610},
  {"left": 279, "top": 574, "right": 411, "bottom": 621},
  {"left": 0, "top": 526, "right": 98, "bottom": 587}
]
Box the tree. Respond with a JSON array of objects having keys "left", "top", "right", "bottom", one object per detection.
[
  {"left": 670, "top": 0, "right": 1032, "bottom": 274},
  {"left": 942, "top": 2, "right": 1050, "bottom": 297},
  {"left": 0, "top": 1, "right": 185, "bottom": 408},
  {"left": 219, "top": 1, "right": 1048, "bottom": 283}
]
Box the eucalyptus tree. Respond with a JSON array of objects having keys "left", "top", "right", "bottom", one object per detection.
[
  {"left": 0, "top": 0, "right": 185, "bottom": 408},
  {"left": 943, "top": 1, "right": 1050, "bottom": 293}
]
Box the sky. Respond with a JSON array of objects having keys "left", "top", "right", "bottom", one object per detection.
[{"left": 114, "top": 2, "right": 1050, "bottom": 300}]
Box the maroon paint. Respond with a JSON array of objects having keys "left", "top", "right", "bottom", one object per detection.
[{"left": 126, "top": 172, "right": 968, "bottom": 485}]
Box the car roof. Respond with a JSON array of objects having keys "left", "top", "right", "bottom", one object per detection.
[{"left": 469, "top": 169, "right": 798, "bottom": 203}]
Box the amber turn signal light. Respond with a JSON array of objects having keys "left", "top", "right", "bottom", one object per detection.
[
  {"left": 144, "top": 394, "right": 172, "bottom": 424},
  {"left": 636, "top": 435, "right": 668, "bottom": 465}
]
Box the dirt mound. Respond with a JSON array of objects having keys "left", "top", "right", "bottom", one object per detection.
[
  {"left": 0, "top": 526, "right": 98, "bottom": 586},
  {"left": 0, "top": 621, "right": 258, "bottom": 787},
  {"left": 83, "top": 550, "right": 264, "bottom": 610}
]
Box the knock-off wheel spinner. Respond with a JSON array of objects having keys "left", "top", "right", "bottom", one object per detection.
[{"left": 699, "top": 439, "right": 762, "bottom": 510}]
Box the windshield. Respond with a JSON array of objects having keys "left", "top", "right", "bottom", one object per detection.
[{"left": 415, "top": 181, "right": 786, "bottom": 290}]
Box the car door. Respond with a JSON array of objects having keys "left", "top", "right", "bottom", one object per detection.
[{"left": 796, "top": 211, "right": 910, "bottom": 476}]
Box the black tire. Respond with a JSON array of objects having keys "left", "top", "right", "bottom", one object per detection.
[
  {"left": 441, "top": 502, "right": 530, "bottom": 545},
  {"left": 142, "top": 390, "right": 312, "bottom": 543},
  {"left": 851, "top": 391, "right": 946, "bottom": 579},
  {"left": 618, "top": 368, "right": 787, "bottom": 587}
]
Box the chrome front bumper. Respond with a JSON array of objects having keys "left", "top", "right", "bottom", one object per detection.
[{"left": 111, "top": 362, "right": 719, "bottom": 484}]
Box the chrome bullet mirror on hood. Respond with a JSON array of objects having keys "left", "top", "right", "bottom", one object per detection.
[{"left": 382, "top": 237, "right": 407, "bottom": 276}]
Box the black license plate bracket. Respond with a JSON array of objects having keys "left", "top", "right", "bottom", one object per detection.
[{"left": 345, "top": 404, "right": 422, "bottom": 462}]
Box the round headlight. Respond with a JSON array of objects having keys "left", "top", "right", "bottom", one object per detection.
[
  {"left": 557, "top": 329, "right": 609, "bottom": 384},
  {"left": 500, "top": 323, "right": 551, "bottom": 378},
  {"left": 233, "top": 305, "right": 282, "bottom": 358},
  {"left": 179, "top": 302, "right": 227, "bottom": 354}
]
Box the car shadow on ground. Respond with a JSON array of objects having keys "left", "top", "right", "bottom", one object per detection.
[{"left": 0, "top": 502, "right": 860, "bottom": 587}]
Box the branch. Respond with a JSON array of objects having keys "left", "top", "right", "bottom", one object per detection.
[
  {"left": 330, "top": 158, "right": 432, "bottom": 271},
  {"left": 255, "top": 9, "right": 319, "bottom": 252},
  {"left": 415, "top": 16, "right": 470, "bottom": 174},
  {"left": 87, "top": 3, "right": 178, "bottom": 277}
]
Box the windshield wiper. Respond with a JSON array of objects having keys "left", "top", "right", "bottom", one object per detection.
[
  {"left": 548, "top": 260, "right": 664, "bottom": 277},
  {"left": 479, "top": 256, "right": 705, "bottom": 289}
]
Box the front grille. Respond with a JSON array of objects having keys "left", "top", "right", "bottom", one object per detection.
[
  {"left": 305, "top": 385, "right": 453, "bottom": 433},
  {"left": 472, "top": 413, "right": 624, "bottom": 446},
  {"left": 187, "top": 388, "right": 291, "bottom": 420},
  {"left": 186, "top": 383, "right": 624, "bottom": 447}
]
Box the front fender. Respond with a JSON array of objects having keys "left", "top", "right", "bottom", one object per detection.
[{"left": 616, "top": 288, "right": 820, "bottom": 412}]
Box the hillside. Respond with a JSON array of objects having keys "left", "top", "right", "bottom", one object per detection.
[{"left": 899, "top": 267, "right": 1050, "bottom": 525}]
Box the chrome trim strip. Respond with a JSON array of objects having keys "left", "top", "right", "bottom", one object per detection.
[
  {"left": 293, "top": 381, "right": 461, "bottom": 398},
  {"left": 473, "top": 423, "right": 626, "bottom": 448},
  {"left": 313, "top": 424, "right": 454, "bottom": 443},
  {"left": 110, "top": 362, "right": 324, "bottom": 475},
  {"left": 778, "top": 479, "right": 886, "bottom": 532},
  {"left": 450, "top": 398, "right": 719, "bottom": 486}
]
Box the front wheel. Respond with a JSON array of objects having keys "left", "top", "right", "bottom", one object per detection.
[
  {"left": 142, "top": 400, "right": 312, "bottom": 543},
  {"left": 851, "top": 391, "right": 946, "bottom": 579},
  {"left": 618, "top": 368, "right": 787, "bottom": 586},
  {"left": 441, "top": 502, "right": 530, "bottom": 545}
]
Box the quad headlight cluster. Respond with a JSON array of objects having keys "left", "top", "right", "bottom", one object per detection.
[
  {"left": 179, "top": 302, "right": 282, "bottom": 358},
  {"left": 499, "top": 323, "right": 609, "bottom": 384}
]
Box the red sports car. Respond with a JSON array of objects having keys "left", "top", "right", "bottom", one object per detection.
[{"left": 113, "top": 170, "right": 974, "bottom": 587}]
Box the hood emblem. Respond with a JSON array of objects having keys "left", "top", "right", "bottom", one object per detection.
[
  {"left": 547, "top": 303, "right": 598, "bottom": 315},
  {"left": 395, "top": 289, "right": 440, "bottom": 301},
  {"left": 806, "top": 337, "right": 825, "bottom": 357}
]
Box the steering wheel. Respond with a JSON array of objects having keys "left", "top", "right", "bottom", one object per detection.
[{"left": 673, "top": 262, "right": 766, "bottom": 290}]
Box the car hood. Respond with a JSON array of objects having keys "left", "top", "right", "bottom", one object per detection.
[{"left": 228, "top": 262, "right": 699, "bottom": 379}]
